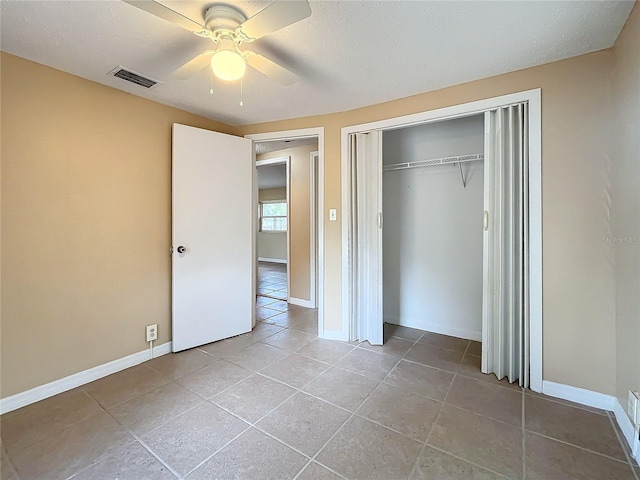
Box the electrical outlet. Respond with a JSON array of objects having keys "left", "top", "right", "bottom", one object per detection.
[
  {"left": 146, "top": 324, "right": 158, "bottom": 342},
  {"left": 628, "top": 390, "right": 640, "bottom": 427}
]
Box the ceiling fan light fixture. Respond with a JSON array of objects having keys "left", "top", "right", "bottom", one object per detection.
[{"left": 211, "top": 48, "right": 246, "bottom": 82}]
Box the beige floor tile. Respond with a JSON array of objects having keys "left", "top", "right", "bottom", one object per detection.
[
  {"left": 385, "top": 324, "right": 424, "bottom": 341},
  {"left": 457, "top": 354, "right": 521, "bottom": 390},
  {"left": 428, "top": 405, "right": 522, "bottom": 479},
  {"left": 360, "top": 337, "right": 415, "bottom": 357},
  {"left": 335, "top": 348, "right": 399, "bottom": 381},
  {"left": 242, "top": 323, "right": 285, "bottom": 342},
  {"left": 525, "top": 395, "right": 627, "bottom": 461},
  {"left": 296, "top": 339, "right": 355, "bottom": 364},
  {"left": 177, "top": 359, "right": 252, "bottom": 398},
  {"left": 263, "top": 299, "right": 288, "bottom": 311},
  {"left": 0, "top": 443, "right": 19, "bottom": 480},
  {"left": 260, "top": 353, "right": 328, "bottom": 388},
  {"left": 417, "top": 332, "right": 471, "bottom": 352},
  {"left": 384, "top": 360, "right": 454, "bottom": 401},
  {"left": 212, "top": 374, "right": 295, "bottom": 423},
  {"left": 224, "top": 342, "right": 289, "bottom": 372},
  {"left": 317, "top": 416, "right": 422, "bottom": 480},
  {"left": 188, "top": 428, "right": 307, "bottom": 480},
  {"left": 257, "top": 392, "right": 350, "bottom": 456},
  {"left": 525, "top": 432, "right": 635, "bottom": 480},
  {"left": 11, "top": 412, "right": 133, "bottom": 480},
  {"left": 468, "top": 341, "right": 482, "bottom": 356},
  {"left": 262, "top": 312, "right": 299, "bottom": 327},
  {"left": 256, "top": 296, "right": 277, "bottom": 307},
  {"left": 446, "top": 375, "right": 523, "bottom": 427},
  {"left": 142, "top": 402, "right": 249, "bottom": 476},
  {"left": 198, "top": 335, "right": 255, "bottom": 358},
  {"left": 256, "top": 306, "right": 280, "bottom": 321},
  {"left": 109, "top": 383, "right": 203, "bottom": 436},
  {"left": 262, "top": 329, "right": 317, "bottom": 351},
  {"left": 525, "top": 389, "right": 608, "bottom": 416},
  {"left": 411, "top": 445, "right": 506, "bottom": 480},
  {"left": 303, "top": 367, "right": 379, "bottom": 412},
  {"left": 297, "top": 461, "right": 342, "bottom": 480},
  {"left": 404, "top": 343, "right": 464, "bottom": 372},
  {"left": 290, "top": 318, "right": 320, "bottom": 335},
  {"left": 145, "top": 349, "right": 216, "bottom": 380},
  {"left": 72, "top": 441, "right": 177, "bottom": 479},
  {"left": 358, "top": 383, "right": 442, "bottom": 442},
  {"left": 1, "top": 388, "right": 103, "bottom": 453},
  {"left": 83, "top": 364, "right": 171, "bottom": 410}
]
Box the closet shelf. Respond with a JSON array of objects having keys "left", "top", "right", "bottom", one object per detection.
[{"left": 382, "top": 153, "right": 484, "bottom": 172}]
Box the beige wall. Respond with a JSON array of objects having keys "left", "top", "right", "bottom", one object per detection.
[
  {"left": 611, "top": 5, "right": 640, "bottom": 417},
  {"left": 258, "top": 188, "right": 287, "bottom": 261},
  {"left": 238, "top": 51, "right": 620, "bottom": 395},
  {"left": 2, "top": 15, "right": 638, "bottom": 401},
  {"left": 258, "top": 144, "right": 317, "bottom": 301},
  {"left": 0, "top": 53, "right": 232, "bottom": 397}
]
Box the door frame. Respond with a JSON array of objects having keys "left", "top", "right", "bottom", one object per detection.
[
  {"left": 310, "top": 151, "right": 319, "bottom": 309},
  {"left": 340, "top": 89, "right": 542, "bottom": 392},
  {"left": 256, "top": 156, "right": 291, "bottom": 305},
  {"left": 246, "top": 128, "right": 326, "bottom": 338}
]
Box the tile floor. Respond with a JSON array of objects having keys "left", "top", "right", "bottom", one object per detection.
[
  {"left": 257, "top": 261, "right": 288, "bottom": 301},
  {"left": 2, "top": 310, "right": 638, "bottom": 479}
]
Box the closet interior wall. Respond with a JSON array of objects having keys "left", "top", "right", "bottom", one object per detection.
[{"left": 382, "top": 115, "right": 485, "bottom": 341}]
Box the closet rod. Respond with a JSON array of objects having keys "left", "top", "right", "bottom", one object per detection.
[{"left": 382, "top": 153, "right": 484, "bottom": 172}]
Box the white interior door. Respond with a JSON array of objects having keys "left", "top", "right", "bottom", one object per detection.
[{"left": 172, "top": 123, "right": 254, "bottom": 352}]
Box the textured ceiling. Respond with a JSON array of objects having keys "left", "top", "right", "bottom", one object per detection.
[
  {"left": 255, "top": 137, "right": 318, "bottom": 154},
  {"left": 0, "top": 1, "right": 634, "bottom": 126}
]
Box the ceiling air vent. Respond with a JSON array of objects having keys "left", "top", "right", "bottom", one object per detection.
[{"left": 108, "top": 66, "right": 161, "bottom": 89}]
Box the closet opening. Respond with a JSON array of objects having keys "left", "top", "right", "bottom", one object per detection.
[
  {"left": 382, "top": 115, "right": 485, "bottom": 344},
  {"left": 341, "top": 90, "right": 542, "bottom": 392}
]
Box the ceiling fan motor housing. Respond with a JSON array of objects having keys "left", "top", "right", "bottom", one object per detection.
[{"left": 204, "top": 5, "right": 247, "bottom": 35}]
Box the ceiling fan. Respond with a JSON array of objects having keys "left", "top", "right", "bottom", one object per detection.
[{"left": 123, "top": 0, "right": 311, "bottom": 85}]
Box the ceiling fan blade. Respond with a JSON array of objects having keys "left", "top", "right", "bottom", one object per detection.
[
  {"left": 171, "top": 51, "right": 215, "bottom": 80},
  {"left": 239, "top": 0, "right": 311, "bottom": 40},
  {"left": 245, "top": 52, "right": 298, "bottom": 86},
  {"left": 122, "top": 0, "right": 204, "bottom": 33}
]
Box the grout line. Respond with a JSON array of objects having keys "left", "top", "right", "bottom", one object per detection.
[
  {"left": 526, "top": 429, "right": 636, "bottom": 465},
  {"left": 184, "top": 385, "right": 301, "bottom": 477},
  {"left": 291, "top": 459, "right": 313, "bottom": 480},
  {"left": 409, "top": 339, "right": 467, "bottom": 479},
  {"left": 299, "top": 333, "right": 426, "bottom": 477},
  {"left": 425, "top": 444, "right": 514, "bottom": 480},
  {"left": 607, "top": 411, "right": 640, "bottom": 479},
  {"left": 522, "top": 383, "right": 526, "bottom": 480}
]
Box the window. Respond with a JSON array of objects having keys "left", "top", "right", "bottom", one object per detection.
[{"left": 260, "top": 201, "right": 287, "bottom": 232}]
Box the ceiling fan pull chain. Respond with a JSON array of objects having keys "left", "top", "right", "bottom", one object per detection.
[
  {"left": 209, "top": 69, "right": 214, "bottom": 95},
  {"left": 240, "top": 78, "right": 244, "bottom": 107}
]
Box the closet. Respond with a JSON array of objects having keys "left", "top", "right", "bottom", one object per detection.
[{"left": 382, "top": 115, "right": 485, "bottom": 341}]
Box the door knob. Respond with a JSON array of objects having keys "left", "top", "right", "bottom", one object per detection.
[{"left": 177, "top": 246, "right": 187, "bottom": 254}]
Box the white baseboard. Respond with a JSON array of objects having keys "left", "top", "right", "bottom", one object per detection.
[
  {"left": 541, "top": 381, "right": 640, "bottom": 461},
  {"left": 320, "top": 329, "right": 350, "bottom": 341},
  {"left": 289, "top": 297, "right": 315, "bottom": 308},
  {"left": 613, "top": 398, "right": 640, "bottom": 461},
  {"left": 385, "top": 317, "right": 481, "bottom": 342},
  {"left": 541, "top": 380, "right": 616, "bottom": 411},
  {"left": 258, "top": 257, "right": 287, "bottom": 264},
  {"left": 0, "top": 342, "right": 172, "bottom": 415}
]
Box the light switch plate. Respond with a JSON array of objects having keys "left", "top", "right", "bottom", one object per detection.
[{"left": 329, "top": 209, "right": 337, "bottom": 221}]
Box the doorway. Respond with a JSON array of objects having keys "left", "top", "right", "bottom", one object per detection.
[
  {"left": 250, "top": 129, "right": 325, "bottom": 336},
  {"left": 340, "top": 90, "right": 542, "bottom": 391},
  {"left": 256, "top": 158, "right": 290, "bottom": 305}
]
